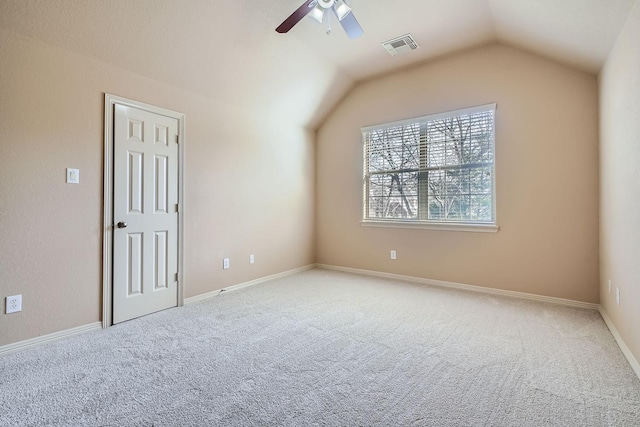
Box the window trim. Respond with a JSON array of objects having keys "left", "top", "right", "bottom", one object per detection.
[
  {"left": 361, "top": 103, "right": 498, "bottom": 231},
  {"left": 360, "top": 220, "right": 499, "bottom": 233}
]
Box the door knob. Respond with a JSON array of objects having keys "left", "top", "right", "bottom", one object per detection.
[{"left": 117, "top": 221, "right": 128, "bottom": 229}]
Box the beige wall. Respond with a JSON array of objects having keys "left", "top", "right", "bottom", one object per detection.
[
  {"left": 0, "top": 29, "right": 315, "bottom": 346},
  {"left": 316, "top": 44, "right": 600, "bottom": 303},
  {"left": 0, "top": 30, "right": 610, "bottom": 349},
  {"left": 599, "top": 2, "right": 640, "bottom": 365}
]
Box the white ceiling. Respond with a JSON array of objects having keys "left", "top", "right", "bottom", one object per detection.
[{"left": 0, "top": 0, "right": 636, "bottom": 128}]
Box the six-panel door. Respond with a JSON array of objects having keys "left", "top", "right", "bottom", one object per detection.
[{"left": 113, "top": 104, "right": 179, "bottom": 324}]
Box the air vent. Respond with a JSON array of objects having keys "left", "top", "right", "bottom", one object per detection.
[{"left": 382, "top": 34, "right": 419, "bottom": 56}]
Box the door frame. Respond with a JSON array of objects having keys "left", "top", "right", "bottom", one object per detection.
[{"left": 102, "top": 94, "right": 185, "bottom": 328}]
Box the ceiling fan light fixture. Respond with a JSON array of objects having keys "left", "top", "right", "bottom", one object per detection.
[
  {"left": 309, "top": 4, "right": 325, "bottom": 23},
  {"left": 276, "top": 0, "right": 362, "bottom": 38},
  {"left": 333, "top": 0, "right": 352, "bottom": 21}
]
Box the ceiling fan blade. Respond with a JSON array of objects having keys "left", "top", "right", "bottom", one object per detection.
[
  {"left": 276, "top": 0, "right": 317, "bottom": 33},
  {"left": 337, "top": 10, "right": 363, "bottom": 39}
]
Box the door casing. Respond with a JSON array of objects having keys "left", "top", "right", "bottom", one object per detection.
[{"left": 102, "top": 94, "right": 185, "bottom": 328}]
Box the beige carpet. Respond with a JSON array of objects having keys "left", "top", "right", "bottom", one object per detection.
[{"left": 1, "top": 269, "right": 639, "bottom": 426}]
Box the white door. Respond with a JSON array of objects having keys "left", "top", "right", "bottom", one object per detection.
[{"left": 113, "top": 104, "right": 179, "bottom": 324}]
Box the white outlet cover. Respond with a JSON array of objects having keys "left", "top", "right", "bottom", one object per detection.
[
  {"left": 250, "top": 254, "right": 255, "bottom": 264},
  {"left": 390, "top": 250, "right": 397, "bottom": 260},
  {"left": 6, "top": 294, "right": 22, "bottom": 314},
  {"left": 223, "top": 258, "right": 230, "bottom": 270}
]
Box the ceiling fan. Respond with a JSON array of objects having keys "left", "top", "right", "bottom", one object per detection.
[{"left": 276, "top": 0, "right": 363, "bottom": 39}]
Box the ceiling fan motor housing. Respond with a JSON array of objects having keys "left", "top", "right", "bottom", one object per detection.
[{"left": 317, "top": 0, "right": 335, "bottom": 9}]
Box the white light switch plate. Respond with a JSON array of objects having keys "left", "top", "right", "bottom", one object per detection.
[{"left": 66, "top": 168, "right": 79, "bottom": 184}]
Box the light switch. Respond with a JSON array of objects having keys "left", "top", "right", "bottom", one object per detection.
[{"left": 66, "top": 168, "right": 79, "bottom": 184}]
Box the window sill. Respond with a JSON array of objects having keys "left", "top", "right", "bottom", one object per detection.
[{"left": 360, "top": 220, "right": 499, "bottom": 233}]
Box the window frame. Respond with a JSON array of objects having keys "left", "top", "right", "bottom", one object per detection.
[{"left": 361, "top": 103, "right": 499, "bottom": 233}]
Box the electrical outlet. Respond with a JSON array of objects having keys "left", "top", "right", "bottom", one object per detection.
[
  {"left": 390, "top": 250, "right": 397, "bottom": 260},
  {"left": 249, "top": 254, "right": 255, "bottom": 264},
  {"left": 6, "top": 295, "right": 22, "bottom": 314},
  {"left": 608, "top": 280, "right": 611, "bottom": 294},
  {"left": 616, "top": 288, "right": 620, "bottom": 305},
  {"left": 223, "top": 258, "right": 230, "bottom": 270}
]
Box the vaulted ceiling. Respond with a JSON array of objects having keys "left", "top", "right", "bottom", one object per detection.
[{"left": 0, "top": 0, "right": 636, "bottom": 128}]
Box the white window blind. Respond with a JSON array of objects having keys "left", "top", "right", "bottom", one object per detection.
[{"left": 362, "top": 104, "right": 496, "bottom": 225}]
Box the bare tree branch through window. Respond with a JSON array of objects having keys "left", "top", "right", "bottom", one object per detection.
[{"left": 363, "top": 105, "right": 496, "bottom": 223}]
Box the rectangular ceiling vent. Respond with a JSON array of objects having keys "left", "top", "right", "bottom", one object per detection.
[{"left": 382, "top": 34, "right": 419, "bottom": 56}]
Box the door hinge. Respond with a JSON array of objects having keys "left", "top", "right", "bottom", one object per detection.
[
  {"left": 175, "top": 272, "right": 179, "bottom": 282},
  {"left": 175, "top": 203, "right": 180, "bottom": 213}
]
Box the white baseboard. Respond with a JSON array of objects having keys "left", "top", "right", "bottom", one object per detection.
[
  {"left": 315, "top": 264, "right": 599, "bottom": 310},
  {"left": 0, "top": 322, "right": 102, "bottom": 357},
  {"left": 184, "top": 264, "right": 315, "bottom": 305},
  {"left": 598, "top": 307, "right": 640, "bottom": 380}
]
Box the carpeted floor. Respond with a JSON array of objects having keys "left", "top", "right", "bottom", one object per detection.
[{"left": 1, "top": 269, "right": 639, "bottom": 426}]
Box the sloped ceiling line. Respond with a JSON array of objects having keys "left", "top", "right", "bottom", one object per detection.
[{"left": 0, "top": 0, "right": 635, "bottom": 128}]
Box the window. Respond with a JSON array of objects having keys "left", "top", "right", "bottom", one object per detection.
[{"left": 361, "top": 104, "right": 497, "bottom": 231}]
